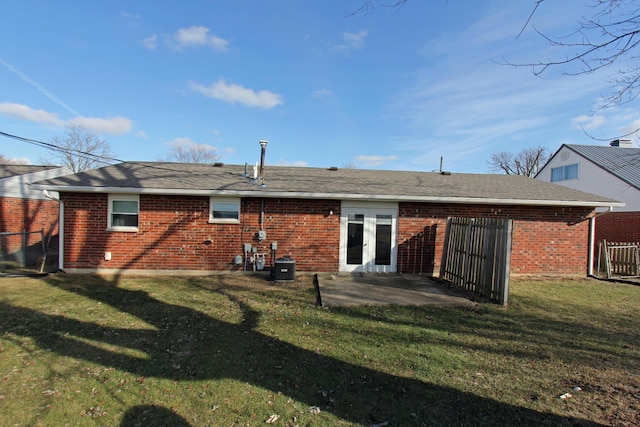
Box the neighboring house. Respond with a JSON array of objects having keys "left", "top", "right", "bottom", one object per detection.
[
  {"left": 536, "top": 140, "right": 640, "bottom": 243},
  {"left": 0, "top": 164, "right": 72, "bottom": 270},
  {"left": 31, "top": 154, "right": 621, "bottom": 277}
]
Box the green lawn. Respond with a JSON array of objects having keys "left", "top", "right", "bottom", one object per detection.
[{"left": 0, "top": 273, "right": 638, "bottom": 426}]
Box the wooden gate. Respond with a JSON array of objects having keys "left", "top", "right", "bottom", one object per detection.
[{"left": 440, "top": 217, "right": 513, "bottom": 305}]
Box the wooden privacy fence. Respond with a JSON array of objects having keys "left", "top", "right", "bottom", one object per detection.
[
  {"left": 596, "top": 240, "right": 640, "bottom": 278},
  {"left": 440, "top": 217, "right": 513, "bottom": 306}
]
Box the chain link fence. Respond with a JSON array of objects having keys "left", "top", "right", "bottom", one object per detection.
[{"left": 0, "top": 229, "right": 58, "bottom": 274}]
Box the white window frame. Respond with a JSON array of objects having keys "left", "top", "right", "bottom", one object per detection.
[
  {"left": 209, "top": 197, "right": 241, "bottom": 224},
  {"left": 107, "top": 194, "right": 140, "bottom": 232}
]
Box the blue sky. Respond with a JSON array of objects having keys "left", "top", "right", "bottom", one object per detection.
[{"left": 1, "top": 0, "right": 637, "bottom": 173}]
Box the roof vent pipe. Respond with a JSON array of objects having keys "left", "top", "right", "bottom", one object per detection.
[{"left": 259, "top": 140, "right": 268, "bottom": 179}]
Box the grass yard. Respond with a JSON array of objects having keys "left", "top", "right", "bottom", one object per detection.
[{"left": 0, "top": 273, "right": 638, "bottom": 426}]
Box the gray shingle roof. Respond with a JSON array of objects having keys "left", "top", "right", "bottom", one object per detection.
[
  {"left": 0, "top": 164, "right": 60, "bottom": 179},
  {"left": 32, "top": 161, "right": 621, "bottom": 207},
  {"left": 565, "top": 144, "right": 640, "bottom": 190}
]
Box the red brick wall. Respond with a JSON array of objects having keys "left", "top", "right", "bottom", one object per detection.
[
  {"left": 0, "top": 196, "right": 60, "bottom": 252},
  {"left": 61, "top": 193, "right": 341, "bottom": 272},
  {"left": 60, "top": 193, "right": 593, "bottom": 275},
  {"left": 242, "top": 198, "right": 341, "bottom": 271},
  {"left": 398, "top": 203, "right": 593, "bottom": 276},
  {"left": 595, "top": 211, "right": 640, "bottom": 244}
]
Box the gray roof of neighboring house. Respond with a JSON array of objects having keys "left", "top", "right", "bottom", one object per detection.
[
  {"left": 564, "top": 144, "right": 640, "bottom": 190},
  {"left": 32, "top": 161, "right": 622, "bottom": 207},
  {"left": 0, "top": 164, "right": 62, "bottom": 179}
]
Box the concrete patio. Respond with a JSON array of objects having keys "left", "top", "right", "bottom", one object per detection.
[{"left": 314, "top": 273, "right": 475, "bottom": 307}]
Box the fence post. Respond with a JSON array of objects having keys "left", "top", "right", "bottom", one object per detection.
[
  {"left": 499, "top": 219, "right": 513, "bottom": 306},
  {"left": 463, "top": 218, "right": 474, "bottom": 291},
  {"left": 439, "top": 217, "right": 452, "bottom": 279},
  {"left": 22, "top": 229, "right": 27, "bottom": 267}
]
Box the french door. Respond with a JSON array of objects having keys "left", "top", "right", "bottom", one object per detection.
[{"left": 339, "top": 203, "right": 398, "bottom": 272}]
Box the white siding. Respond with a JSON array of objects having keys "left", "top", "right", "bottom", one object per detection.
[
  {"left": 537, "top": 146, "right": 640, "bottom": 211},
  {"left": 0, "top": 167, "right": 72, "bottom": 200}
]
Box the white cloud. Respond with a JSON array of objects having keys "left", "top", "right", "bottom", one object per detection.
[
  {"left": 334, "top": 31, "right": 367, "bottom": 52},
  {"left": 0, "top": 102, "right": 133, "bottom": 135},
  {"left": 142, "top": 34, "right": 157, "bottom": 49},
  {"left": 572, "top": 114, "right": 606, "bottom": 130},
  {"left": 68, "top": 116, "right": 133, "bottom": 135},
  {"left": 0, "top": 57, "right": 79, "bottom": 116},
  {"left": 355, "top": 155, "right": 398, "bottom": 167},
  {"left": 171, "top": 26, "right": 229, "bottom": 51},
  {"left": 385, "top": 2, "right": 612, "bottom": 172},
  {"left": 614, "top": 114, "right": 640, "bottom": 138},
  {"left": 121, "top": 11, "right": 141, "bottom": 28},
  {"left": 312, "top": 89, "right": 333, "bottom": 98},
  {"left": 0, "top": 102, "right": 64, "bottom": 126},
  {"left": 189, "top": 79, "right": 283, "bottom": 109}
]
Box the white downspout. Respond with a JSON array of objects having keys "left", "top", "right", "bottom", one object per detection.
[
  {"left": 588, "top": 216, "right": 595, "bottom": 276},
  {"left": 43, "top": 190, "right": 64, "bottom": 271},
  {"left": 588, "top": 206, "right": 614, "bottom": 276}
]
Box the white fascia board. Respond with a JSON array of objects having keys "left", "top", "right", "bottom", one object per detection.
[
  {"left": 1, "top": 167, "right": 72, "bottom": 199},
  {"left": 31, "top": 184, "right": 624, "bottom": 208}
]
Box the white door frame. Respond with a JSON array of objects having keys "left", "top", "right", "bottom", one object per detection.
[{"left": 339, "top": 201, "right": 398, "bottom": 273}]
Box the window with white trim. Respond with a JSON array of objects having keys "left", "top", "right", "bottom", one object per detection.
[
  {"left": 550, "top": 163, "right": 578, "bottom": 182},
  {"left": 108, "top": 194, "right": 139, "bottom": 231},
  {"left": 209, "top": 197, "right": 240, "bottom": 223}
]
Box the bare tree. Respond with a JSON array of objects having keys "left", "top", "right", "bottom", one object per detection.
[
  {"left": 487, "top": 145, "right": 550, "bottom": 177},
  {"left": 0, "top": 154, "right": 29, "bottom": 165},
  {"left": 164, "top": 138, "right": 221, "bottom": 164},
  {"left": 505, "top": 1, "right": 640, "bottom": 109},
  {"left": 350, "top": 0, "right": 407, "bottom": 15},
  {"left": 357, "top": 1, "right": 640, "bottom": 109},
  {"left": 42, "top": 125, "right": 114, "bottom": 172}
]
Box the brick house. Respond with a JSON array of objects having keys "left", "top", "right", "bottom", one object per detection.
[
  {"left": 1, "top": 164, "right": 72, "bottom": 270},
  {"left": 32, "top": 159, "right": 620, "bottom": 276},
  {"left": 536, "top": 140, "right": 640, "bottom": 243}
]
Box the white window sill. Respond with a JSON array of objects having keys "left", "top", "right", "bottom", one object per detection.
[
  {"left": 107, "top": 227, "right": 139, "bottom": 233},
  {"left": 208, "top": 219, "right": 240, "bottom": 224}
]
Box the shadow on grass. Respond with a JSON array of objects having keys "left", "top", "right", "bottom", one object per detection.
[
  {"left": 0, "top": 274, "right": 604, "bottom": 426},
  {"left": 120, "top": 404, "right": 190, "bottom": 427},
  {"left": 329, "top": 295, "right": 640, "bottom": 369}
]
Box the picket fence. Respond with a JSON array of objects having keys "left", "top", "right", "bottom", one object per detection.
[{"left": 597, "top": 240, "right": 640, "bottom": 279}]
